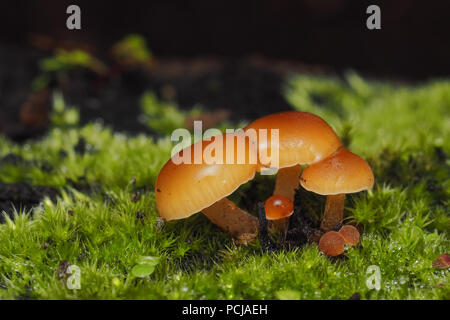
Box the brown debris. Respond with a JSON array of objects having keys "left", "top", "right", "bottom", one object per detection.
[
  {"left": 185, "top": 109, "right": 230, "bottom": 131},
  {"left": 57, "top": 260, "right": 70, "bottom": 283},
  {"left": 348, "top": 292, "right": 361, "bottom": 300},
  {"left": 19, "top": 88, "right": 50, "bottom": 128},
  {"left": 432, "top": 254, "right": 450, "bottom": 269}
]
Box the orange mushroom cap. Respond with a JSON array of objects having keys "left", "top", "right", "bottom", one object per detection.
[
  {"left": 155, "top": 132, "right": 257, "bottom": 221},
  {"left": 300, "top": 147, "right": 374, "bottom": 195},
  {"left": 264, "top": 195, "right": 294, "bottom": 220},
  {"left": 319, "top": 231, "right": 346, "bottom": 256},
  {"left": 339, "top": 225, "right": 360, "bottom": 246},
  {"left": 244, "top": 111, "right": 342, "bottom": 171}
]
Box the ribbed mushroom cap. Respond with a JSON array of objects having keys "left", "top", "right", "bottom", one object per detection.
[
  {"left": 155, "top": 132, "right": 257, "bottom": 221},
  {"left": 300, "top": 147, "right": 374, "bottom": 195},
  {"left": 244, "top": 111, "right": 342, "bottom": 171}
]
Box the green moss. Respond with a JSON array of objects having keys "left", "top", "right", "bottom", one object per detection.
[
  {"left": 112, "top": 34, "right": 153, "bottom": 66},
  {"left": 33, "top": 50, "right": 107, "bottom": 90},
  {"left": 0, "top": 75, "right": 448, "bottom": 299},
  {"left": 286, "top": 73, "right": 450, "bottom": 155},
  {"left": 140, "top": 92, "right": 189, "bottom": 135}
]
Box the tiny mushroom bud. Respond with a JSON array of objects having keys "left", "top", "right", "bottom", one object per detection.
[
  {"left": 432, "top": 254, "right": 450, "bottom": 269},
  {"left": 300, "top": 147, "right": 374, "bottom": 231},
  {"left": 155, "top": 132, "right": 259, "bottom": 244},
  {"left": 339, "top": 225, "right": 360, "bottom": 246},
  {"left": 319, "top": 231, "right": 346, "bottom": 256},
  {"left": 264, "top": 195, "right": 294, "bottom": 242}
]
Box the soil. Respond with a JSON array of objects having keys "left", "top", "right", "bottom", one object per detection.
[
  {"left": 0, "top": 46, "right": 48, "bottom": 142},
  {"left": 0, "top": 182, "right": 59, "bottom": 222},
  {"left": 0, "top": 153, "right": 59, "bottom": 219},
  {"left": 257, "top": 186, "right": 325, "bottom": 251}
]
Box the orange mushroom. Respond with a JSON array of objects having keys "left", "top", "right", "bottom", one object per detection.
[
  {"left": 319, "top": 231, "right": 346, "bottom": 256},
  {"left": 245, "top": 111, "right": 343, "bottom": 243},
  {"left": 244, "top": 111, "right": 342, "bottom": 201},
  {"left": 300, "top": 147, "right": 374, "bottom": 231},
  {"left": 155, "top": 132, "right": 259, "bottom": 244},
  {"left": 264, "top": 195, "right": 294, "bottom": 242},
  {"left": 244, "top": 111, "right": 342, "bottom": 200},
  {"left": 339, "top": 225, "right": 360, "bottom": 246}
]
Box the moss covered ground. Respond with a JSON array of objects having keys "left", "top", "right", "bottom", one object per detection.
[{"left": 0, "top": 73, "right": 448, "bottom": 299}]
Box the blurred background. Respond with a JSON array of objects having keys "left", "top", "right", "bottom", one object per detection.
[{"left": 1, "top": 0, "right": 449, "bottom": 141}]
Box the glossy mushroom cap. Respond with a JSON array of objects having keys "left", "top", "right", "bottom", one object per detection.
[
  {"left": 264, "top": 195, "right": 294, "bottom": 220},
  {"left": 244, "top": 111, "right": 342, "bottom": 171},
  {"left": 155, "top": 132, "right": 257, "bottom": 221},
  {"left": 300, "top": 147, "right": 374, "bottom": 195}
]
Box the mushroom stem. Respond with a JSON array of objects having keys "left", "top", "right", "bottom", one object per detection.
[
  {"left": 267, "top": 217, "right": 289, "bottom": 243},
  {"left": 202, "top": 198, "right": 259, "bottom": 244},
  {"left": 267, "top": 165, "right": 301, "bottom": 241},
  {"left": 321, "top": 193, "right": 346, "bottom": 231},
  {"left": 273, "top": 165, "right": 302, "bottom": 201}
]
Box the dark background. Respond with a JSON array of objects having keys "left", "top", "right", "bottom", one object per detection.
[{"left": 1, "top": 0, "right": 449, "bottom": 79}]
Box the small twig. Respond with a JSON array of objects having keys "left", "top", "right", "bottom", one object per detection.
[{"left": 257, "top": 202, "right": 272, "bottom": 252}]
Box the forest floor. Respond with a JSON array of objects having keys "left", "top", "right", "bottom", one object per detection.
[{"left": 0, "top": 40, "right": 448, "bottom": 299}]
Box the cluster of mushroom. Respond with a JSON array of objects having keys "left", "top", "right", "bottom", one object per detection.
[
  {"left": 319, "top": 225, "right": 361, "bottom": 256},
  {"left": 155, "top": 111, "right": 374, "bottom": 252}
]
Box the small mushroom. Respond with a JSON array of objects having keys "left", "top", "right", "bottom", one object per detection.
[
  {"left": 155, "top": 132, "right": 259, "bottom": 244},
  {"left": 300, "top": 147, "right": 374, "bottom": 231},
  {"left": 339, "top": 225, "right": 360, "bottom": 246},
  {"left": 245, "top": 111, "right": 342, "bottom": 201},
  {"left": 264, "top": 195, "right": 294, "bottom": 242},
  {"left": 319, "top": 231, "right": 345, "bottom": 256}
]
